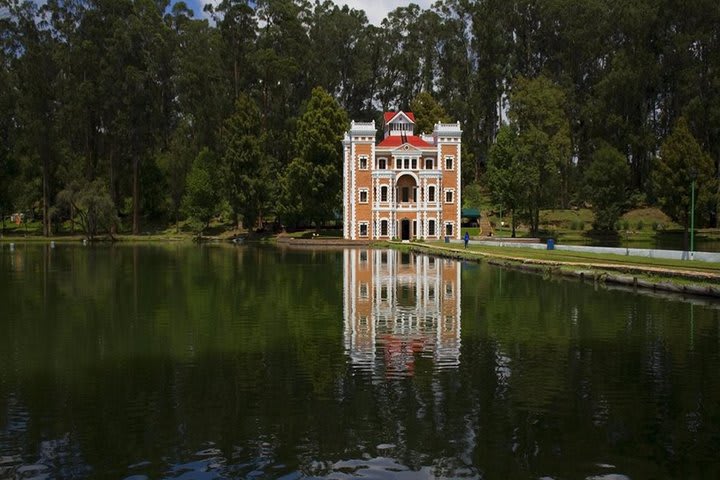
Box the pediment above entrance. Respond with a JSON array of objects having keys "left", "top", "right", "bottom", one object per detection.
[{"left": 390, "top": 144, "right": 422, "bottom": 155}]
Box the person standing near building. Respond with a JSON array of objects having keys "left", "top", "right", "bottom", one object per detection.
[{"left": 464, "top": 231, "right": 469, "bottom": 249}]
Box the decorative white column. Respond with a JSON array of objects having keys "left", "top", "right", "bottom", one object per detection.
[{"left": 350, "top": 140, "right": 356, "bottom": 239}]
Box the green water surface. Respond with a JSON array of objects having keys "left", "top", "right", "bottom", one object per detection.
[{"left": 1, "top": 244, "right": 719, "bottom": 479}]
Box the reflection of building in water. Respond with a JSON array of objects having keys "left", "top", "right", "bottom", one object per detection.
[{"left": 343, "top": 249, "right": 461, "bottom": 377}]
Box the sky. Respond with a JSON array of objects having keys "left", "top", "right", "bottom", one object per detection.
[{"left": 179, "top": 0, "right": 433, "bottom": 25}]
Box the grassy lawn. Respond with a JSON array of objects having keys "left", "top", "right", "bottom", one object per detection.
[{"left": 427, "top": 241, "right": 720, "bottom": 274}]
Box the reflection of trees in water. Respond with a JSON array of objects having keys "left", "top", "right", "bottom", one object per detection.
[{"left": 0, "top": 245, "right": 718, "bottom": 478}]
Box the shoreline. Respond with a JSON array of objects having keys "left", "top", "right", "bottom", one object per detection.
[{"left": 384, "top": 241, "right": 720, "bottom": 300}]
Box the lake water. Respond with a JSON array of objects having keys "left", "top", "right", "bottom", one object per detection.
[{"left": 1, "top": 244, "right": 719, "bottom": 479}]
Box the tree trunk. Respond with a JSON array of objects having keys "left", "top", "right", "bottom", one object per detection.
[
  {"left": 132, "top": 156, "right": 140, "bottom": 235},
  {"left": 109, "top": 144, "right": 117, "bottom": 235},
  {"left": 716, "top": 155, "right": 719, "bottom": 228},
  {"left": 43, "top": 154, "right": 50, "bottom": 237},
  {"left": 511, "top": 209, "right": 516, "bottom": 238},
  {"left": 234, "top": 58, "right": 239, "bottom": 99}
]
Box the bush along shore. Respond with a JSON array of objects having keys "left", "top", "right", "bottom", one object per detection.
[{"left": 386, "top": 241, "right": 720, "bottom": 300}]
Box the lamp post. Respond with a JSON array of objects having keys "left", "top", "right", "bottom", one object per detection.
[{"left": 690, "top": 167, "right": 697, "bottom": 256}]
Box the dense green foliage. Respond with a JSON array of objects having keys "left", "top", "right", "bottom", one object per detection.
[
  {"left": 653, "top": 118, "right": 718, "bottom": 235},
  {"left": 584, "top": 144, "right": 631, "bottom": 230},
  {"left": 486, "top": 125, "right": 530, "bottom": 237},
  {"left": 182, "top": 148, "right": 222, "bottom": 231},
  {"left": 1, "top": 0, "right": 719, "bottom": 234}
]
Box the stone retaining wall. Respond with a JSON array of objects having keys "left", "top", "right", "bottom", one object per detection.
[{"left": 453, "top": 239, "right": 720, "bottom": 263}]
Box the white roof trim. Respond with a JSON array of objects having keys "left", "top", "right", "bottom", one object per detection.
[{"left": 386, "top": 111, "right": 415, "bottom": 125}]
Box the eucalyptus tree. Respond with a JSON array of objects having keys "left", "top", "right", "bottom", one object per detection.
[
  {"left": 376, "top": 4, "right": 426, "bottom": 110},
  {"left": 168, "top": 1, "right": 228, "bottom": 150},
  {"left": 0, "top": 5, "right": 16, "bottom": 232},
  {"left": 6, "top": 0, "right": 63, "bottom": 236},
  {"left": 207, "top": 0, "right": 257, "bottom": 101},
  {"left": 307, "top": 1, "right": 373, "bottom": 119},
  {"left": 253, "top": 0, "right": 312, "bottom": 165}
]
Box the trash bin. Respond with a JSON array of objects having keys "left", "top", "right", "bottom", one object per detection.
[
  {"left": 547, "top": 238, "right": 555, "bottom": 250},
  {"left": 445, "top": 236, "right": 450, "bottom": 243}
]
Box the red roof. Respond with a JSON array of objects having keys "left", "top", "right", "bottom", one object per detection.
[
  {"left": 384, "top": 111, "right": 415, "bottom": 123},
  {"left": 377, "top": 135, "right": 432, "bottom": 148}
]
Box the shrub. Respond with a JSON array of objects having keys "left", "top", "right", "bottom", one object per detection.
[
  {"left": 651, "top": 221, "right": 659, "bottom": 231},
  {"left": 622, "top": 220, "right": 630, "bottom": 231},
  {"left": 636, "top": 220, "right": 644, "bottom": 231},
  {"left": 578, "top": 221, "right": 585, "bottom": 231},
  {"left": 570, "top": 220, "right": 578, "bottom": 230}
]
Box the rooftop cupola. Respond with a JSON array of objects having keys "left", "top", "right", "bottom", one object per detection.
[{"left": 383, "top": 111, "right": 416, "bottom": 138}]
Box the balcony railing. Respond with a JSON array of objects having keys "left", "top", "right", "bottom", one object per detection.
[
  {"left": 349, "top": 120, "right": 376, "bottom": 135},
  {"left": 433, "top": 122, "right": 462, "bottom": 135}
]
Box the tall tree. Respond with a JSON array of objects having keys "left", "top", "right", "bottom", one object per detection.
[
  {"left": 583, "top": 144, "right": 630, "bottom": 231},
  {"left": 221, "top": 95, "right": 272, "bottom": 231},
  {"left": 653, "top": 117, "right": 717, "bottom": 246},
  {"left": 182, "top": 148, "right": 222, "bottom": 233},
  {"left": 0, "top": 6, "right": 17, "bottom": 233},
  {"left": 208, "top": 0, "right": 257, "bottom": 100},
  {"left": 279, "top": 87, "right": 348, "bottom": 227},
  {"left": 486, "top": 125, "right": 531, "bottom": 237},
  {"left": 156, "top": 120, "right": 194, "bottom": 233},
  {"left": 509, "top": 75, "right": 571, "bottom": 232},
  {"left": 9, "top": 1, "right": 61, "bottom": 236}
]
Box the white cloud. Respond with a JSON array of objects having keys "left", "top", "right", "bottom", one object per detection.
[
  {"left": 330, "top": 0, "right": 433, "bottom": 26},
  {"left": 182, "top": 1, "right": 434, "bottom": 26}
]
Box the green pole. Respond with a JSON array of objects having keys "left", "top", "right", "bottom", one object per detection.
[{"left": 690, "top": 179, "right": 695, "bottom": 254}]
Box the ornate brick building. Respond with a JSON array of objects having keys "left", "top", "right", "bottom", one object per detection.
[{"left": 342, "top": 112, "right": 463, "bottom": 240}]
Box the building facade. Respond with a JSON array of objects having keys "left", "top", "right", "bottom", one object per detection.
[{"left": 342, "top": 112, "right": 463, "bottom": 240}]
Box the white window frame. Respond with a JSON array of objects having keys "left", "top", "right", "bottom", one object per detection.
[
  {"left": 359, "top": 222, "right": 369, "bottom": 237},
  {"left": 378, "top": 158, "right": 387, "bottom": 170},
  {"left": 380, "top": 219, "right": 389, "bottom": 236},
  {"left": 444, "top": 189, "right": 454, "bottom": 204},
  {"left": 445, "top": 222, "right": 454, "bottom": 237},
  {"left": 425, "top": 158, "right": 434, "bottom": 169},
  {"left": 380, "top": 185, "right": 388, "bottom": 202},
  {"left": 428, "top": 219, "right": 436, "bottom": 237},
  {"left": 445, "top": 156, "right": 454, "bottom": 170},
  {"left": 359, "top": 189, "right": 369, "bottom": 204},
  {"left": 358, "top": 156, "right": 368, "bottom": 170},
  {"left": 444, "top": 282, "right": 454, "bottom": 299},
  {"left": 428, "top": 185, "right": 436, "bottom": 202}
]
